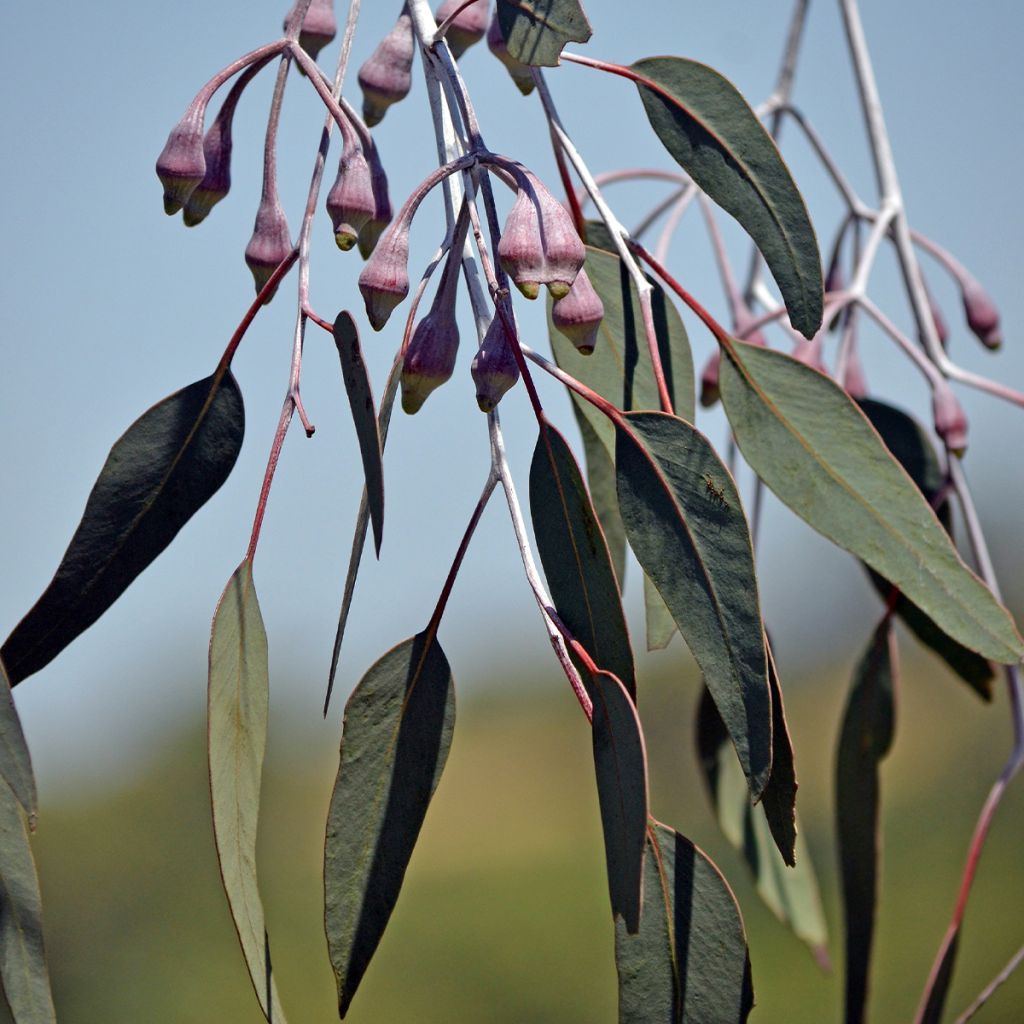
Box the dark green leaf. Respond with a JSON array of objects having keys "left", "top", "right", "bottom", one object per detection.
[
  {"left": 584, "top": 670, "right": 649, "bottom": 933},
  {"left": 3, "top": 370, "right": 244, "bottom": 685},
  {"left": 615, "top": 412, "right": 771, "bottom": 798},
  {"left": 582, "top": 218, "right": 619, "bottom": 254},
  {"left": 630, "top": 57, "right": 822, "bottom": 339},
  {"left": 719, "top": 340, "right": 1024, "bottom": 664},
  {"left": 616, "top": 820, "right": 753, "bottom": 1023},
  {"left": 0, "top": 660, "right": 35, "bottom": 820},
  {"left": 643, "top": 574, "right": 677, "bottom": 651},
  {"left": 0, "top": 779, "right": 55, "bottom": 1023},
  {"left": 836, "top": 622, "right": 897, "bottom": 1024},
  {"left": 579, "top": 416, "right": 627, "bottom": 588},
  {"left": 760, "top": 640, "right": 796, "bottom": 865},
  {"left": 325, "top": 632, "right": 455, "bottom": 1017},
  {"left": 334, "top": 312, "right": 384, "bottom": 557},
  {"left": 858, "top": 399, "right": 993, "bottom": 698},
  {"left": 531, "top": 421, "right": 635, "bottom": 698},
  {"left": 918, "top": 935, "right": 960, "bottom": 1024},
  {"left": 208, "top": 560, "right": 287, "bottom": 1023},
  {"left": 496, "top": 0, "right": 592, "bottom": 67}
]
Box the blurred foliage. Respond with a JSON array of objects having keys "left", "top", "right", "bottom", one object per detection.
[{"left": 7, "top": 642, "right": 1024, "bottom": 1022}]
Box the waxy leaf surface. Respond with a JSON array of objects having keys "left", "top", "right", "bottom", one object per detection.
[
  {"left": 208, "top": 561, "right": 286, "bottom": 1023},
  {"left": 643, "top": 574, "right": 677, "bottom": 652},
  {"left": 631, "top": 57, "right": 822, "bottom": 338},
  {"left": 3, "top": 371, "right": 244, "bottom": 685},
  {"left": 531, "top": 421, "right": 635, "bottom": 698},
  {"left": 615, "top": 412, "right": 771, "bottom": 797},
  {"left": 0, "top": 660, "right": 35, "bottom": 819},
  {"left": 325, "top": 633, "right": 455, "bottom": 1017},
  {"left": 836, "top": 623, "right": 896, "bottom": 1024},
  {"left": 584, "top": 670, "right": 648, "bottom": 933},
  {"left": 719, "top": 340, "right": 1024, "bottom": 664},
  {"left": 615, "top": 820, "right": 753, "bottom": 1023},
  {"left": 334, "top": 312, "right": 384, "bottom": 557},
  {"left": 496, "top": 0, "right": 592, "bottom": 66}
]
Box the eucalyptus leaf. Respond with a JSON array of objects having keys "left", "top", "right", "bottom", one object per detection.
[
  {"left": 719, "top": 340, "right": 1024, "bottom": 664},
  {"left": 0, "top": 660, "right": 35, "bottom": 820},
  {"left": 496, "top": 0, "right": 592, "bottom": 67},
  {"left": 615, "top": 412, "right": 771, "bottom": 798},
  {"left": 760, "top": 640, "right": 797, "bottom": 866},
  {"left": 208, "top": 560, "right": 286, "bottom": 1023},
  {"left": 616, "top": 820, "right": 753, "bottom": 1023},
  {"left": 3, "top": 370, "right": 244, "bottom": 685},
  {"left": 643, "top": 574, "right": 677, "bottom": 652},
  {"left": 325, "top": 632, "right": 455, "bottom": 1017},
  {"left": 578, "top": 416, "right": 627, "bottom": 588},
  {"left": 630, "top": 57, "right": 822, "bottom": 338}
]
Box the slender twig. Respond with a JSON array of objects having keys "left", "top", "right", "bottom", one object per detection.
[{"left": 953, "top": 944, "right": 1024, "bottom": 1024}]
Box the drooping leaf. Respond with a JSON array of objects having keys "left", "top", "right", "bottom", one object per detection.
[
  {"left": 836, "top": 622, "right": 897, "bottom": 1024},
  {"left": 0, "top": 779, "right": 55, "bottom": 1023},
  {"left": 584, "top": 669, "right": 649, "bottom": 933},
  {"left": 496, "top": 0, "right": 592, "bottom": 67},
  {"left": 718, "top": 340, "right": 1024, "bottom": 664},
  {"left": 325, "top": 632, "right": 455, "bottom": 1017},
  {"left": 3, "top": 370, "right": 245, "bottom": 685},
  {"left": 334, "top": 312, "right": 385, "bottom": 557},
  {"left": 208, "top": 560, "right": 287, "bottom": 1023},
  {"left": 858, "top": 398, "right": 993, "bottom": 698},
  {"left": 530, "top": 420, "right": 635, "bottom": 698},
  {"left": 615, "top": 412, "right": 771, "bottom": 798},
  {"left": 643, "top": 574, "right": 677, "bottom": 651},
  {"left": 578, "top": 416, "right": 627, "bottom": 588},
  {"left": 616, "top": 819, "right": 753, "bottom": 1023},
  {"left": 0, "top": 660, "right": 36, "bottom": 820},
  {"left": 630, "top": 57, "right": 822, "bottom": 339},
  {"left": 760, "top": 639, "right": 797, "bottom": 865},
  {"left": 697, "top": 686, "right": 829, "bottom": 960}
]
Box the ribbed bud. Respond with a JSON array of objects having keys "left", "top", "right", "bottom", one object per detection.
[
  {"left": 244, "top": 197, "right": 292, "bottom": 302},
  {"left": 401, "top": 302, "right": 460, "bottom": 414},
  {"left": 437, "top": 0, "right": 488, "bottom": 59},
  {"left": 552, "top": 269, "right": 603, "bottom": 354},
  {"left": 471, "top": 316, "right": 520, "bottom": 412},
  {"left": 498, "top": 174, "right": 585, "bottom": 299},
  {"left": 932, "top": 381, "right": 968, "bottom": 456},
  {"left": 357, "top": 140, "right": 393, "bottom": 259},
  {"left": 486, "top": 13, "right": 535, "bottom": 95},
  {"left": 156, "top": 109, "right": 206, "bottom": 215},
  {"left": 358, "top": 222, "right": 410, "bottom": 330},
  {"left": 699, "top": 350, "right": 721, "bottom": 408},
  {"left": 358, "top": 12, "right": 414, "bottom": 127},
  {"left": 182, "top": 114, "right": 233, "bottom": 227},
  {"left": 962, "top": 279, "right": 1001, "bottom": 349},
  {"left": 289, "top": 0, "right": 337, "bottom": 62},
  {"left": 326, "top": 145, "right": 375, "bottom": 250}
]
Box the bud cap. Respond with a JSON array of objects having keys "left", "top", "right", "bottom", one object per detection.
[
  {"left": 156, "top": 110, "right": 206, "bottom": 215},
  {"left": 244, "top": 197, "right": 292, "bottom": 302},
  {"left": 472, "top": 315, "right": 520, "bottom": 412},
  {"left": 358, "top": 13, "right": 415, "bottom": 127},
  {"left": 551, "top": 268, "right": 603, "bottom": 354},
  {"left": 358, "top": 222, "right": 411, "bottom": 330}
]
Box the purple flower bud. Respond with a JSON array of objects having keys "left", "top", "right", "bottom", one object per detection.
[
  {"left": 699, "top": 350, "right": 721, "bottom": 408},
  {"left": 325, "top": 145, "right": 376, "bottom": 251},
  {"left": 551, "top": 268, "right": 603, "bottom": 354},
  {"left": 358, "top": 221, "right": 410, "bottom": 330},
  {"left": 437, "top": 0, "right": 488, "bottom": 59},
  {"left": 358, "top": 12, "right": 415, "bottom": 127},
  {"left": 357, "top": 139, "right": 393, "bottom": 259},
  {"left": 290, "top": 0, "right": 337, "bottom": 62},
  {"left": 471, "top": 315, "right": 520, "bottom": 412},
  {"left": 486, "top": 12, "right": 535, "bottom": 95},
  {"left": 182, "top": 113, "right": 233, "bottom": 227},
  {"left": 932, "top": 381, "right": 968, "bottom": 455},
  {"left": 401, "top": 301, "right": 460, "bottom": 414},
  {"left": 927, "top": 290, "right": 949, "bottom": 349},
  {"left": 156, "top": 108, "right": 206, "bottom": 215},
  {"left": 244, "top": 197, "right": 292, "bottom": 302},
  {"left": 841, "top": 346, "right": 868, "bottom": 399},
  {"left": 961, "top": 278, "right": 1002, "bottom": 350}
]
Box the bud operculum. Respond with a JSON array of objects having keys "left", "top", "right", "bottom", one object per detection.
[
  {"left": 326, "top": 144, "right": 376, "bottom": 251},
  {"left": 551, "top": 268, "right": 603, "bottom": 354},
  {"left": 244, "top": 197, "right": 292, "bottom": 302},
  {"left": 933, "top": 380, "right": 969, "bottom": 455},
  {"left": 437, "top": 0, "right": 488, "bottom": 59},
  {"left": 962, "top": 279, "right": 1002, "bottom": 350},
  {"left": 156, "top": 106, "right": 207, "bottom": 215},
  {"left": 358, "top": 12, "right": 415, "bottom": 127},
  {"left": 472, "top": 314, "right": 520, "bottom": 412},
  {"left": 358, "top": 220, "right": 411, "bottom": 330}
]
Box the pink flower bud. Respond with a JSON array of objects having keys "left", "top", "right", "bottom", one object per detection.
[
  {"left": 486, "top": 12, "right": 535, "bottom": 95},
  {"left": 699, "top": 350, "right": 721, "bottom": 408},
  {"left": 156, "top": 108, "right": 206, "bottom": 215},
  {"left": 401, "top": 301, "right": 460, "bottom": 414},
  {"left": 289, "top": 0, "right": 337, "bottom": 62},
  {"left": 932, "top": 381, "right": 968, "bottom": 455},
  {"left": 437, "top": 0, "right": 488, "bottom": 59},
  {"left": 551, "top": 268, "right": 603, "bottom": 354},
  {"left": 358, "top": 221, "right": 410, "bottom": 330},
  {"left": 358, "top": 12, "right": 415, "bottom": 127},
  {"left": 961, "top": 279, "right": 1001, "bottom": 350},
  {"left": 244, "top": 197, "right": 292, "bottom": 302},
  {"left": 472, "top": 315, "right": 520, "bottom": 412},
  {"left": 182, "top": 113, "right": 233, "bottom": 227},
  {"left": 325, "top": 145, "right": 376, "bottom": 251},
  {"left": 357, "top": 139, "right": 393, "bottom": 259},
  {"left": 927, "top": 291, "right": 949, "bottom": 349},
  {"left": 841, "top": 345, "right": 868, "bottom": 399}
]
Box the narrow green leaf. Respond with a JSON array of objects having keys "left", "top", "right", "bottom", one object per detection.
[
  {"left": 496, "top": 0, "right": 592, "bottom": 67},
  {"left": 616, "top": 820, "right": 753, "bottom": 1023},
  {"left": 858, "top": 399, "right": 993, "bottom": 698},
  {"left": 719, "top": 340, "right": 1024, "bottom": 663},
  {"left": 208, "top": 560, "right": 286, "bottom": 1023},
  {"left": 615, "top": 412, "right": 771, "bottom": 798},
  {"left": 697, "top": 685, "right": 829, "bottom": 960},
  {"left": 0, "top": 660, "right": 36, "bottom": 820},
  {"left": 643, "top": 574, "right": 677, "bottom": 651},
  {"left": 760, "top": 640, "right": 797, "bottom": 866},
  {"left": 0, "top": 779, "right": 55, "bottom": 1023},
  {"left": 530, "top": 421, "right": 635, "bottom": 698},
  {"left": 325, "top": 632, "right": 455, "bottom": 1017},
  {"left": 3, "top": 370, "right": 245, "bottom": 685},
  {"left": 584, "top": 670, "right": 649, "bottom": 933},
  {"left": 836, "top": 622, "right": 897, "bottom": 1024},
  {"left": 334, "top": 312, "right": 384, "bottom": 557},
  {"left": 630, "top": 57, "right": 823, "bottom": 339}
]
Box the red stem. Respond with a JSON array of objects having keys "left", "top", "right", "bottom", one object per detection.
[{"left": 244, "top": 398, "right": 295, "bottom": 564}]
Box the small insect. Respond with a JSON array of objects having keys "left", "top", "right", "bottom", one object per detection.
[{"left": 703, "top": 474, "right": 728, "bottom": 508}]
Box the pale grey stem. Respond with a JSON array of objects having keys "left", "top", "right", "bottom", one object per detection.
[
  {"left": 953, "top": 944, "right": 1024, "bottom": 1024},
  {"left": 652, "top": 187, "right": 698, "bottom": 265},
  {"left": 855, "top": 296, "right": 944, "bottom": 388}
]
